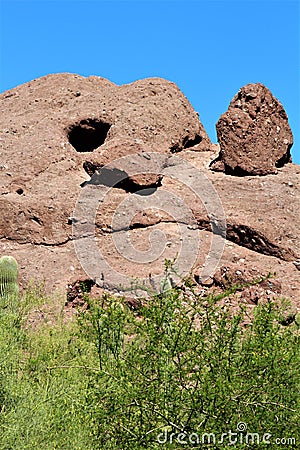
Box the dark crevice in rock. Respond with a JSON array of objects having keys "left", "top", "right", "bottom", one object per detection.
[
  {"left": 113, "top": 222, "right": 155, "bottom": 233},
  {"left": 2, "top": 215, "right": 297, "bottom": 263},
  {"left": 116, "top": 219, "right": 183, "bottom": 233},
  {"left": 223, "top": 165, "right": 254, "bottom": 177},
  {"left": 82, "top": 163, "right": 162, "bottom": 195},
  {"left": 170, "top": 144, "right": 182, "bottom": 153},
  {"left": 0, "top": 235, "right": 72, "bottom": 247},
  {"left": 276, "top": 144, "right": 293, "bottom": 168},
  {"left": 210, "top": 157, "right": 268, "bottom": 177},
  {"left": 183, "top": 134, "right": 202, "bottom": 149},
  {"left": 97, "top": 219, "right": 189, "bottom": 234},
  {"left": 36, "top": 238, "right": 72, "bottom": 247},
  {"left": 170, "top": 134, "right": 202, "bottom": 153},
  {"left": 226, "top": 223, "right": 293, "bottom": 260},
  {"left": 99, "top": 216, "right": 295, "bottom": 262},
  {"left": 198, "top": 218, "right": 296, "bottom": 261},
  {"left": 31, "top": 216, "right": 42, "bottom": 226},
  {"left": 210, "top": 155, "right": 254, "bottom": 176},
  {"left": 67, "top": 119, "right": 111, "bottom": 152}
]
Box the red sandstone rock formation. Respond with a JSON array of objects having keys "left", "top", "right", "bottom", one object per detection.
[
  {"left": 211, "top": 83, "right": 293, "bottom": 175},
  {"left": 0, "top": 74, "right": 299, "bottom": 313}
]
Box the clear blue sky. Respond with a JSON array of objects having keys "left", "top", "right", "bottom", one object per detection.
[{"left": 0, "top": 0, "right": 299, "bottom": 163}]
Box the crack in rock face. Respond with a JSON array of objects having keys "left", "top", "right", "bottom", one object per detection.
[
  {"left": 210, "top": 83, "right": 293, "bottom": 176},
  {"left": 0, "top": 74, "right": 299, "bottom": 305}
]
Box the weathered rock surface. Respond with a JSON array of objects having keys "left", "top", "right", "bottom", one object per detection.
[
  {"left": 211, "top": 83, "right": 293, "bottom": 175},
  {"left": 0, "top": 74, "right": 299, "bottom": 314},
  {"left": 0, "top": 73, "right": 210, "bottom": 244}
]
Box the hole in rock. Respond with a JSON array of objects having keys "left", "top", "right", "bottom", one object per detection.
[
  {"left": 67, "top": 119, "right": 111, "bottom": 152},
  {"left": 276, "top": 146, "right": 292, "bottom": 168},
  {"left": 31, "top": 216, "right": 42, "bottom": 226},
  {"left": 183, "top": 134, "right": 202, "bottom": 149},
  {"left": 224, "top": 165, "right": 253, "bottom": 176},
  {"left": 81, "top": 165, "right": 161, "bottom": 195},
  {"left": 170, "top": 134, "right": 202, "bottom": 153},
  {"left": 210, "top": 156, "right": 254, "bottom": 177}
]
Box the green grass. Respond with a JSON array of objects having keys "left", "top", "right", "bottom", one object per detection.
[{"left": 0, "top": 282, "right": 299, "bottom": 449}]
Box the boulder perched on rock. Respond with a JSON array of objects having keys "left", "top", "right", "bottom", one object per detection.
[
  {"left": 211, "top": 83, "right": 293, "bottom": 175},
  {"left": 0, "top": 74, "right": 299, "bottom": 314}
]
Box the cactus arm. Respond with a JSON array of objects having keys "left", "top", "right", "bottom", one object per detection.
[{"left": 0, "top": 256, "right": 19, "bottom": 307}]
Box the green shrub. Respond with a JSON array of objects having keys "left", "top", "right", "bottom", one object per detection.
[
  {"left": 77, "top": 290, "right": 299, "bottom": 449},
  {"left": 0, "top": 281, "right": 298, "bottom": 449}
]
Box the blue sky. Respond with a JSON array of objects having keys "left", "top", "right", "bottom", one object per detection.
[{"left": 0, "top": 0, "right": 299, "bottom": 163}]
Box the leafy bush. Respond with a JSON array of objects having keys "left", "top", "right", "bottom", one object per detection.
[
  {"left": 77, "top": 291, "right": 299, "bottom": 449},
  {"left": 0, "top": 283, "right": 299, "bottom": 449}
]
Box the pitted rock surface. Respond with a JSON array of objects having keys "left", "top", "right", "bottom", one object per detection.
[
  {"left": 211, "top": 83, "right": 293, "bottom": 175},
  {"left": 0, "top": 73, "right": 210, "bottom": 246},
  {"left": 0, "top": 74, "right": 299, "bottom": 311}
]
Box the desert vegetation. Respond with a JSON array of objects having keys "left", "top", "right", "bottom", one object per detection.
[{"left": 0, "top": 268, "right": 299, "bottom": 449}]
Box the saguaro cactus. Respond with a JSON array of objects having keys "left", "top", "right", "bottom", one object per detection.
[{"left": 0, "top": 256, "right": 19, "bottom": 306}]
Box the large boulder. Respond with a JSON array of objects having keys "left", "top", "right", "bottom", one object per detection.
[
  {"left": 0, "top": 73, "right": 211, "bottom": 246},
  {"left": 211, "top": 83, "right": 293, "bottom": 175},
  {"left": 0, "top": 73, "right": 212, "bottom": 293},
  {"left": 0, "top": 74, "right": 299, "bottom": 313}
]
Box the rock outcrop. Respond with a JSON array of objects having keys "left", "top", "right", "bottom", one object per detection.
[
  {"left": 0, "top": 74, "right": 299, "bottom": 313},
  {"left": 211, "top": 83, "right": 293, "bottom": 175}
]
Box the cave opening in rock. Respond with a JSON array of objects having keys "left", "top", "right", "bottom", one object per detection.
[
  {"left": 170, "top": 134, "right": 202, "bottom": 153},
  {"left": 183, "top": 134, "right": 202, "bottom": 149},
  {"left": 224, "top": 165, "right": 253, "bottom": 176},
  {"left": 81, "top": 166, "right": 161, "bottom": 195},
  {"left": 67, "top": 119, "right": 111, "bottom": 152}
]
